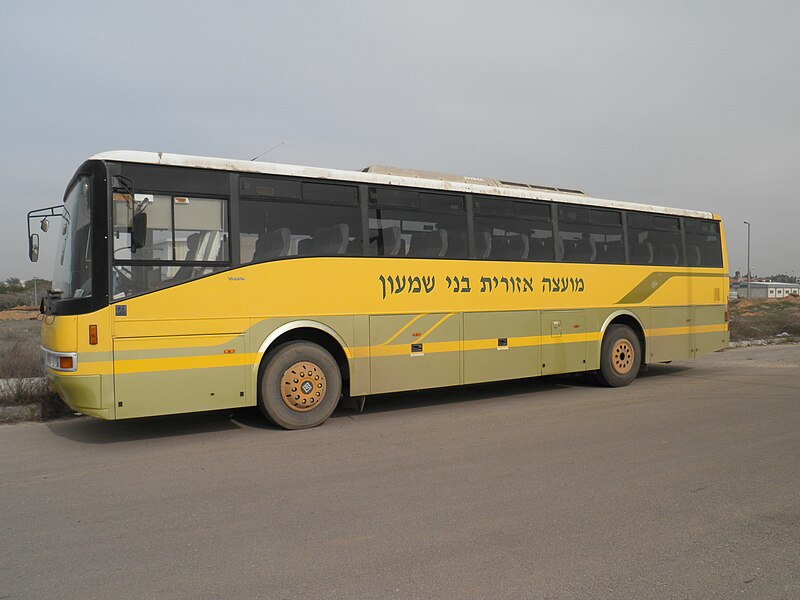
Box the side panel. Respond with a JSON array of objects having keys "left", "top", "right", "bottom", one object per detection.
[
  {"left": 649, "top": 306, "right": 694, "bottom": 362},
  {"left": 113, "top": 334, "right": 248, "bottom": 418},
  {"left": 541, "top": 310, "right": 587, "bottom": 375},
  {"left": 350, "top": 315, "right": 371, "bottom": 396},
  {"left": 463, "top": 311, "right": 540, "bottom": 384},
  {"left": 694, "top": 305, "right": 729, "bottom": 356},
  {"left": 369, "top": 313, "right": 461, "bottom": 395}
]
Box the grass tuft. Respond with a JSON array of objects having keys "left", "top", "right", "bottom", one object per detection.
[{"left": 0, "top": 330, "right": 73, "bottom": 421}]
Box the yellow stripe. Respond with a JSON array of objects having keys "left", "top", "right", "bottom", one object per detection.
[
  {"left": 646, "top": 324, "right": 727, "bottom": 337},
  {"left": 379, "top": 313, "right": 428, "bottom": 346},
  {"left": 370, "top": 340, "right": 461, "bottom": 357},
  {"left": 114, "top": 354, "right": 250, "bottom": 374},
  {"left": 416, "top": 313, "right": 456, "bottom": 343}
]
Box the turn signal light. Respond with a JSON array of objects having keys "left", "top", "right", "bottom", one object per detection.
[
  {"left": 89, "top": 324, "right": 98, "bottom": 345},
  {"left": 59, "top": 356, "right": 74, "bottom": 370}
]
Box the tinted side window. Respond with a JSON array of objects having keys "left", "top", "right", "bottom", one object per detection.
[
  {"left": 473, "top": 197, "right": 554, "bottom": 261},
  {"left": 239, "top": 178, "right": 362, "bottom": 263},
  {"left": 684, "top": 218, "right": 723, "bottom": 267},
  {"left": 368, "top": 187, "right": 467, "bottom": 258},
  {"left": 557, "top": 206, "right": 623, "bottom": 263},
  {"left": 627, "top": 213, "right": 682, "bottom": 266}
]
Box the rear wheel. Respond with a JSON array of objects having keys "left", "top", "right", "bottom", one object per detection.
[
  {"left": 259, "top": 341, "right": 341, "bottom": 429},
  {"left": 596, "top": 325, "right": 641, "bottom": 387}
]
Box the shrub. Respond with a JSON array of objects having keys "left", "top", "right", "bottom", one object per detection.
[{"left": 0, "top": 332, "right": 73, "bottom": 421}]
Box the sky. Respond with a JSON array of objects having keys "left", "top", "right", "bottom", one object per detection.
[{"left": 2, "top": 0, "right": 798, "bottom": 281}]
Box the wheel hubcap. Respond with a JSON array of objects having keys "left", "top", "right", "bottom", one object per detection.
[
  {"left": 280, "top": 361, "right": 326, "bottom": 412},
  {"left": 611, "top": 339, "right": 634, "bottom": 375}
]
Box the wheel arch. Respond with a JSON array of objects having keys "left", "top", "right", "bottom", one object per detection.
[
  {"left": 599, "top": 310, "right": 647, "bottom": 363},
  {"left": 254, "top": 321, "right": 351, "bottom": 396}
]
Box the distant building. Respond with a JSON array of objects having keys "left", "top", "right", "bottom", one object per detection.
[{"left": 734, "top": 281, "right": 800, "bottom": 299}]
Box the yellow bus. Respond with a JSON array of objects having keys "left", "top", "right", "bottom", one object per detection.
[{"left": 28, "top": 151, "right": 729, "bottom": 429}]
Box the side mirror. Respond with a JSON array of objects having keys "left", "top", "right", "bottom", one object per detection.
[
  {"left": 40, "top": 218, "right": 49, "bottom": 232},
  {"left": 29, "top": 233, "right": 40, "bottom": 262},
  {"left": 131, "top": 212, "right": 147, "bottom": 251}
]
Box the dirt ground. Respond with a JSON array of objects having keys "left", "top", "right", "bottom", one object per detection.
[
  {"left": 728, "top": 295, "right": 800, "bottom": 341},
  {"left": 0, "top": 307, "right": 39, "bottom": 321}
]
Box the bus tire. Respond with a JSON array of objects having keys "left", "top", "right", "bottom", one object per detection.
[
  {"left": 596, "top": 325, "right": 641, "bottom": 387},
  {"left": 259, "top": 341, "right": 341, "bottom": 429}
]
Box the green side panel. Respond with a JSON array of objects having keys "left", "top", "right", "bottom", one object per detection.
[
  {"left": 541, "top": 310, "right": 587, "bottom": 375},
  {"left": 694, "top": 305, "right": 729, "bottom": 356},
  {"left": 351, "top": 315, "right": 370, "bottom": 396},
  {"left": 369, "top": 313, "right": 461, "bottom": 395},
  {"left": 114, "top": 335, "right": 248, "bottom": 419},
  {"left": 695, "top": 330, "right": 729, "bottom": 356},
  {"left": 694, "top": 305, "right": 726, "bottom": 326},
  {"left": 584, "top": 308, "right": 602, "bottom": 371},
  {"left": 649, "top": 306, "right": 693, "bottom": 362},
  {"left": 49, "top": 373, "right": 104, "bottom": 412},
  {"left": 463, "top": 311, "right": 540, "bottom": 384},
  {"left": 101, "top": 373, "right": 115, "bottom": 414}
]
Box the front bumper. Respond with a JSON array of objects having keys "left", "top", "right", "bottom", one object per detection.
[{"left": 45, "top": 371, "right": 109, "bottom": 419}]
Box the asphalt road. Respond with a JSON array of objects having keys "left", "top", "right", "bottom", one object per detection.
[{"left": 1, "top": 344, "right": 798, "bottom": 600}]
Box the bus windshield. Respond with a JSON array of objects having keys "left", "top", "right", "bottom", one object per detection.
[{"left": 52, "top": 176, "right": 92, "bottom": 299}]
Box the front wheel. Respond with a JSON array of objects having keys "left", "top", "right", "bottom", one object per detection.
[
  {"left": 259, "top": 341, "right": 341, "bottom": 429},
  {"left": 595, "top": 325, "right": 641, "bottom": 387}
]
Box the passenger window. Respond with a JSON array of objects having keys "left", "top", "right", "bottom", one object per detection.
[
  {"left": 473, "top": 197, "right": 554, "bottom": 261},
  {"left": 627, "top": 213, "right": 682, "bottom": 266},
  {"left": 368, "top": 186, "right": 467, "bottom": 259},
  {"left": 589, "top": 209, "right": 624, "bottom": 264},
  {"left": 240, "top": 178, "right": 362, "bottom": 263},
  {"left": 369, "top": 210, "right": 468, "bottom": 258},
  {"left": 684, "top": 218, "right": 723, "bottom": 267},
  {"left": 557, "top": 206, "right": 623, "bottom": 264}
]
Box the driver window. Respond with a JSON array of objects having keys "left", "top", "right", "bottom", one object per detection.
[
  {"left": 112, "top": 193, "right": 229, "bottom": 299},
  {"left": 113, "top": 194, "right": 173, "bottom": 261}
]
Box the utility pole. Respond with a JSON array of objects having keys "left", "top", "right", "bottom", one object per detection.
[{"left": 743, "top": 221, "right": 751, "bottom": 299}]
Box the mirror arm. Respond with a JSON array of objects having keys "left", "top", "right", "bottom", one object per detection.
[
  {"left": 26, "top": 205, "right": 64, "bottom": 241},
  {"left": 26, "top": 205, "right": 63, "bottom": 262}
]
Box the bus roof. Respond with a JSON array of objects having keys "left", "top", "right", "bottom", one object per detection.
[{"left": 89, "top": 150, "right": 716, "bottom": 220}]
